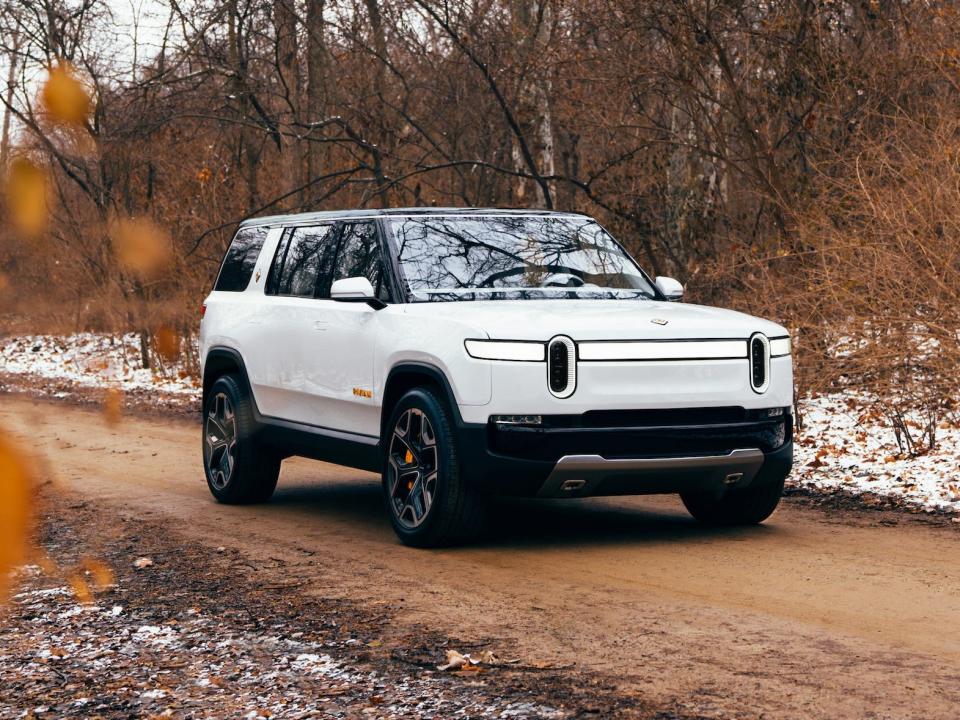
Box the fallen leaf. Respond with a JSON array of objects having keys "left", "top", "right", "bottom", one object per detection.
[{"left": 133, "top": 557, "right": 154, "bottom": 570}]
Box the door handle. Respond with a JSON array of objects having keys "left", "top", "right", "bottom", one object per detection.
[{"left": 313, "top": 320, "right": 328, "bottom": 331}]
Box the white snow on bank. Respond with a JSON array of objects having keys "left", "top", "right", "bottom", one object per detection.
[
  {"left": 2, "top": 333, "right": 959, "bottom": 516},
  {"left": 793, "top": 395, "right": 960, "bottom": 514},
  {"left": 0, "top": 333, "right": 197, "bottom": 398}
]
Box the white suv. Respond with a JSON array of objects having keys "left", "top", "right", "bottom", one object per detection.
[{"left": 200, "top": 209, "right": 793, "bottom": 546}]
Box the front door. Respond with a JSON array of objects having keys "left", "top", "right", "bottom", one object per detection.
[{"left": 300, "top": 221, "right": 393, "bottom": 437}]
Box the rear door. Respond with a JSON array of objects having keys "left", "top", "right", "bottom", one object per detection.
[{"left": 246, "top": 222, "right": 340, "bottom": 421}]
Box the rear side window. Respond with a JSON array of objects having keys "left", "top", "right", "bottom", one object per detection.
[
  {"left": 266, "top": 224, "right": 337, "bottom": 298},
  {"left": 214, "top": 226, "right": 269, "bottom": 291},
  {"left": 330, "top": 222, "right": 391, "bottom": 301}
]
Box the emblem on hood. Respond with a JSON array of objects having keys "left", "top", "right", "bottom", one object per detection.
[{"left": 650, "top": 318, "right": 668, "bottom": 326}]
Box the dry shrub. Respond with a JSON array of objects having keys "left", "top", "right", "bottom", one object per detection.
[{"left": 712, "top": 110, "right": 960, "bottom": 452}]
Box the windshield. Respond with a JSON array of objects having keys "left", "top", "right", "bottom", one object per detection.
[{"left": 389, "top": 215, "right": 657, "bottom": 302}]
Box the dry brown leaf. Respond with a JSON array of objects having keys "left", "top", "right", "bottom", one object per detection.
[
  {"left": 109, "top": 217, "right": 172, "bottom": 278},
  {"left": 438, "top": 650, "right": 470, "bottom": 671},
  {"left": 5, "top": 158, "right": 48, "bottom": 237},
  {"left": 41, "top": 63, "right": 91, "bottom": 126},
  {"left": 0, "top": 430, "right": 34, "bottom": 602}
]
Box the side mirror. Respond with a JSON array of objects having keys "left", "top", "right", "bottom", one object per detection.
[
  {"left": 330, "top": 276, "right": 386, "bottom": 310},
  {"left": 655, "top": 276, "right": 684, "bottom": 301}
]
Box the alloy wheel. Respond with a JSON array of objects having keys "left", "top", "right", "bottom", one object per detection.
[
  {"left": 205, "top": 392, "right": 237, "bottom": 490},
  {"left": 387, "top": 408, "right": 438, "bottom": 528}
]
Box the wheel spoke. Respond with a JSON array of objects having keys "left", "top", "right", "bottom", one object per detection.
[{"left": 409, "top": 483, "right": 426, "bottom": 521}]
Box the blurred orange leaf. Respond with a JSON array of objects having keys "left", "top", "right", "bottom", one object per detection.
[
  {"left": 41, "top": 63, "right": 91, "bottom": 126},
  {"left": 81, "top": 557, "right": 115, "bottom": 590},
  {"left": 0, "top": 429, "right": 34, "bottom": 603},
  {"left": 5, "top": 158, "right": 49, "bottom": 236},
  {"left": 103, "top": 388, "right": 123, "bottom": 425},
  {"left": 68, "top": 571, "right": 93, "bottom": 604},
  {"left": 155, "top": 327, "right": 181, "bottom": 362},
  {"left": 109, "top": 217, "right": 172, "bottom": 278}
]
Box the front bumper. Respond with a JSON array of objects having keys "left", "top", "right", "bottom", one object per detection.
[{"left": 455, "top": 409, "right": 793, "bottom": 498}]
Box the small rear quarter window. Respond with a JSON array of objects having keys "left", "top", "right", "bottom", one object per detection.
[{"left": 214, "top": 226, "right": 270, "bottom": 292}]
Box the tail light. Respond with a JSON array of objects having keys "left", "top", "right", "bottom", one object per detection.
[{"left": 200, "top": 301, "right": 207, "bottom": 318}]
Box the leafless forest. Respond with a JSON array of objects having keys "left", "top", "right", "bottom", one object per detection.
[{"left": 2, "top": 0, "right": 959, "bottom": 445}]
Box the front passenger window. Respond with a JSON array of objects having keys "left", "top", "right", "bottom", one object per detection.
[
  {"left": 330, "top": 222, "right": 391, "bottom": 301},
  {"left": 267, "top": 225, "right": 336, "bottom": 298}
]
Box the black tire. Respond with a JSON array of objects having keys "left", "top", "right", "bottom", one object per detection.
[
  {"left": 202, "top": 374, "right": 280, "bottom": 504},
  {"left": 381, "top": 386, "right": 485, "bottom": 547},
  {"left": 680, "top": 475, "right": 785, "bottom": 525}
]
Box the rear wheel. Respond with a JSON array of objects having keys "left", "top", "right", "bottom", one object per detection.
[
  {"left": 680, "top": 476, "right": 785, "bottom": 525},
  {"left": 382, "top": 387, "right": 485, "bottom": 547},
  {"left": 203, "top": 374, "right": 280, "bottom": 504}
]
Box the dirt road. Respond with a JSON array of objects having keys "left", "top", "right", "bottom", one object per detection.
[{"left": 4, "top": 395, "right": 959, "bottom": 719}]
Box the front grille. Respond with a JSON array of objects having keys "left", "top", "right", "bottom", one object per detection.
[
  {"left": 547, "top": 336, "right": 576, "bottom": 398},
  {"left": 750, "top": 334, "right": 769, "bottom": 393}
]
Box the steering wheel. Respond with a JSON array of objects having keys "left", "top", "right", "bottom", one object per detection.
[{"left": 540, "top": 272, "right": 585, "bottom": 288}]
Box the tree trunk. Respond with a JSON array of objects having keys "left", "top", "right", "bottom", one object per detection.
[
  {"left": 363, "top": 0, "right": 390, "bottom": 207},
  {"left": 512, "top": 0, "right": 555, "bottom": 208},
  {"left": 228, "top": 0, "right": 260, "bottom": 211},
  {"left": 274, "top": 0, "right": 301, "bottom": 209},
  {"left": 305, "top": 0, "right": 328, "bottom": 207},
  {"left": 1, "top": 32, "right": 20, "bottom": 169}
]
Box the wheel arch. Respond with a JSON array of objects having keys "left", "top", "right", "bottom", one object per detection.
[
  {"left": 203, "top": 346, "right": 253, "bottom": 406},
  {"left": 381, "top": 362, "right": 463, "bottom": 438}
]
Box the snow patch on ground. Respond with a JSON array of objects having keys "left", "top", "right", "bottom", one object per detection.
[
  {"left": 793, "top": 395, "right": 960, "bottom": 514},
  {"left": 0, "top": 333, "right": 197, "bottom": 399}
]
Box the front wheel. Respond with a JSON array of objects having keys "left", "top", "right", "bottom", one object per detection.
[
  {"left": 680, "top": 476, "right": 785, "bottom": 525},
  {"left": 382, "top": 387, "right": 485, "bottom": 547},
  {"left": 203, "top": 374, "right": 280, "bottom": 504}
]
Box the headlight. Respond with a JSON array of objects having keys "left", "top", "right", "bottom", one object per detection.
[
  {"left": 769, "top": 337, "right": 791, "bottom": 357},
  {"left": 464, "top": 339, "right": 545, "bottom": 361}
]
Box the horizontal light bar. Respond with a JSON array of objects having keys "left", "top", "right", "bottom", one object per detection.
[
  {"left": 578, "top": 339, "right": 747, "bottom": 361},
  {"left": 769, "top": 337, "right": 791, "bottom": 357},
  {"left": 464, "top": 339, "right": 545, "bottom": 362}
]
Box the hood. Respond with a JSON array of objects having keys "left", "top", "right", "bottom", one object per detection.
[{"left": 401, "top": 299, "right": 787, "bottom": 341}]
